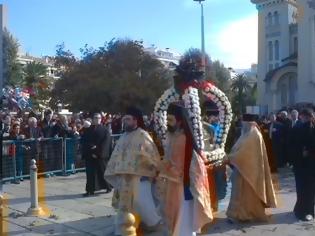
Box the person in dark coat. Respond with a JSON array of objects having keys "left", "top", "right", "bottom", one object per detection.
[
  {"left": 23, "top": 117, "right": 43, "bottom": 139},
  {"left": 82, "top": 113, "right": 112, "bottom": 196},
  {"left": 40, "top": 109, "right": 59, "bottom": 138},
  {"left": 277, "top": 111, "right": 292, "bottom": 165},
  {"left": 287, "top": 110, "right": 302, "bottom": 165},
  {"left": 269, "top": 113, "right": 286, "bottom": 168},
  {"left": 290, "top": 109, "right": 315, "bottom": 221},
  {"left": 9, "top": 123, "right": 28, "bottom": 183},
  {"left": 39, "top": 109, "right": 60, "bottom": 176},
  {"left": 260, "top": 120, "right": 278, "bottom": 173}
]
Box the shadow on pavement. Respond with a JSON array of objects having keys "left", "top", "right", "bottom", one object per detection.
[
  {"left": 6, "top": 215, "right": 115, "bottom": 236},
  {"left": 202, "top": 212, "right": 300, "bottom": 235},
  {"left": 7, "top": 191, "right": 112, "bottom": 205}
]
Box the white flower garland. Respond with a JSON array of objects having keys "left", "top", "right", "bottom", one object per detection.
[
  {"left": 202, "top": 85, "right": 233, "bottom": 149},
  {"left": 153, "top": 82, "right": 233, "bottom": 165},
  {"left": 182, "top": 87, "right": 204, "bottom": 150},
  {"left": 153, "top": 87, "right": 180, "bottom": 144},
  {"left": 202, "top": 84, "right": 233, "bottom": 164}
]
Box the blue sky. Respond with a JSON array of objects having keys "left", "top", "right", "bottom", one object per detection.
[{"left": 1, "top": 0, "right": 258, "bottom": 68}]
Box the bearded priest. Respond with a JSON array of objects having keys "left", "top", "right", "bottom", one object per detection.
[{"left": 225, "top": 113, "right": 277, "bottom": 222}]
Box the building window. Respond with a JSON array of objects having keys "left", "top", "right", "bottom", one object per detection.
[
  {"left": 274, "top": 11, "right": 279, "bottom": 25},
  {"left": 269, "top": 64, "right": 273, "bottom": 71},
  {"left": 268, "top": 41, "right": 273, "bottom": 61},
  {"left": 275, "top": 63, "right": 279, "bottom": 68},
  {"left": 268, "top": 12, "right": 272, "bottom": 26},
  {"left": 294, "top": 37, "right": 298, "bottom": 53},
  {"left": 275, "top": 40, "right": 279, "bottom": 60}
]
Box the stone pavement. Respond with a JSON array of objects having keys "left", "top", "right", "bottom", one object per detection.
[
  {"left": 202, "top": 168, "right": 315, "bottom": 236},
  {"left": 1, "top": 168, "right": 314, "bottom": 236}
]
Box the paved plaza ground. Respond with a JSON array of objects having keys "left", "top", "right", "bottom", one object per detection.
[{"left": 1, "top": 168, "right": 315, "bottom": 236}]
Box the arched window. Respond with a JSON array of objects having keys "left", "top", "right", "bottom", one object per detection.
[
  {"left": 268, "top": 41, "right": 273, "bottom": 61},
  {"left": 275, "top": 40, "right": 279, "bottom": 60},
  {"left": 274, "top": 11, "right": 279, "bottom": 25},
  {"left": 267, "top": 12, "right": 273, "bottom": 26}
]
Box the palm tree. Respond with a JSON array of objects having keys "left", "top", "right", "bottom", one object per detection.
[
  {"left": 231, "top": 73, "right": 251, "bottom": 114},
  {"left": 23, "top": 61, "right": 48, "bottom": 87},
  {"left": 23, "top": 61, "right": 52, "bottom": 108}
]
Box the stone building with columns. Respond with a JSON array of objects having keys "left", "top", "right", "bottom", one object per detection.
[{"left": 251, "top": 0, "right": 315, "bottom": 113}]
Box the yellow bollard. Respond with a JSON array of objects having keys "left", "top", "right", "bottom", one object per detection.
[
  {"left": 121, "top": 212, "right": 137, "bottom": 236},
  {"left": 0, "top": 194, "right": 8, "bottom": 236}
]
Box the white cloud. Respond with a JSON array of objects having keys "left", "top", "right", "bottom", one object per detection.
[{"left": 207, "top": 14, "right": 258, "bottom": 69}]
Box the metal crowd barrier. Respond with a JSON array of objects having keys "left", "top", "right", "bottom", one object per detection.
[
  {"left": 64, "top": 137, "right": 84, "bottom": 174},
  {"left": 2, "top": 134, "right": 123, "bottom": 183}
]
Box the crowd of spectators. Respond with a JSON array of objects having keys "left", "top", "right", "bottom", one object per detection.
[
  {"left": 1, "top": 109, "right": 144, "bottom": 141},
  {"left": 232, "top": 108, "right": 315, "bottom": 172}
]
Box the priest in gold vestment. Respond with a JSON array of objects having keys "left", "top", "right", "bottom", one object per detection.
[
  {"left": 226, "top": 114, "right": 277, "bottom": 222},
  {"left": 104, "top": 107, "right": 162, "bottom": 235}
]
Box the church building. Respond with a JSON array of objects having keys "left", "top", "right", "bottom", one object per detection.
[{"left": 251, "top": 0, "right": 315, "bottom": 113}]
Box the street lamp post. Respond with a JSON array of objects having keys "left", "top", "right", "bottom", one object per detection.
[{"left": 194, "top": 0, "right": 206, "bottom": 74}]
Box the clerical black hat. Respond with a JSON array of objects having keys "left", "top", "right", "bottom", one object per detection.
[
  {"left": 125, "top": 106, "right": 143, "bottom": 119},
  {"left": 242, "top": 113, "right": 258, "bottom": 122},
  {"left": 125, "top": 106, "right": 145, "bottom": 128}
]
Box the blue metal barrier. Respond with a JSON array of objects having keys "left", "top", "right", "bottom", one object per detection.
[{"left": 1, "top": 134, "right": 122, "bottom": 183}]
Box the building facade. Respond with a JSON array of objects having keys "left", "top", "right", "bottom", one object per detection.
[
  {"left": 251, "top": 0, "right": 315, "bottom": 113},
  {"left": 144, "top": 46, "right": 181, "bottom": 68},
  {"left": 17, "top": 53, "right": 60, "bottom": 79}
]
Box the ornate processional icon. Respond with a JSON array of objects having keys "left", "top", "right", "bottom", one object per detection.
[{"left": 153, "top": 52, "right": 233, "bottom": 165}]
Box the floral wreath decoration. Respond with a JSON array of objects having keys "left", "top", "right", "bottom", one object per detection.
[{"left": 153, "top": 56, "right": 233, "bottom": 166}]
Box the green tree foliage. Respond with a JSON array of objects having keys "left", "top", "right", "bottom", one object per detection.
[
  {"left": 209, "top": 60, "right": 231, "bottom": 94},
  {"left": 2, "top": 29, "right": 23, "bottom": 86},
  {"left": 55, "top": 42, "right": 77, "bottom": 72},
  {"left": 51, "top": 39, "right": 171, "bottom": 113}
]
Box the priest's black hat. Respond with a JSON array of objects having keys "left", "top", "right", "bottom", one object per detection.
[
  {"left": 242, "top": 113, "right": 258, "bottom": 122},
  {"left": 125, "top": 106, "right": 145, "bottom": 129}
]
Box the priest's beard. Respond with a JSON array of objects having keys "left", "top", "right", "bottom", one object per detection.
[
  {"left": 241, "top": 122, "right": 253, "bottom": 136},
  {"left": 125, "top": 124, "right": 137, "bottom": 132},
  {"left": 167, "top": 125, "right": 177, "bottom": 133}
]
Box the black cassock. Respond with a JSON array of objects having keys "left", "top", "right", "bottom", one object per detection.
[
  {"left": 81, "top": 125, "right": 112, "bottom": 194},
  {"left": 291, "top": 121, "right": 315, "bottom": 220}
]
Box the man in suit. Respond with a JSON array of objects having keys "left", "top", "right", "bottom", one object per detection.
[
  {"left": 24, "top": 117, "right": 43, "bottom": 139},
  {"left": 287, "top": 110, "right": 302, "bottom": 165},
  {"left": 290, "top": 109, "right": 315, "bottom": 221},
  {"left": 40, "top": 109, "right": 58, "bottom": 138},
  {"left": 290, "top": 110, "right": 300, "bottom": 128},
  {"left": 82, "top": 113, "right": 112, "bottom": 196}
]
